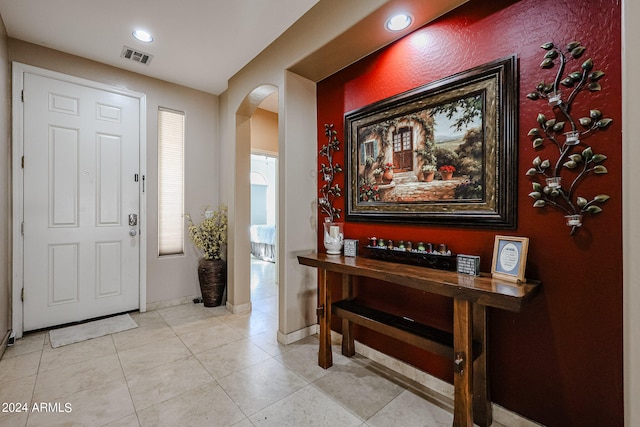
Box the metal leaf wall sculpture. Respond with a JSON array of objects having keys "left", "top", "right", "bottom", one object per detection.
[
  {"left": 525, "top": 41, "right": 613, "bottom": 235},
  {"left": 318, "top": 123, "right": 342, "bottom": 222}
]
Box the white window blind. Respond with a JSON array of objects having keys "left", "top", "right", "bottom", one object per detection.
[{"left": 158, "top": 108, "right": 185, "bottom": 256}]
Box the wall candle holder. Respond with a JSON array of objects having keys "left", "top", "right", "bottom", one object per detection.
[
  {"left": 525, "top": 41, "right": 613, "bottom": 235},
  {"left": 318, "top": 123, "right": 343, "bottom": 222}
]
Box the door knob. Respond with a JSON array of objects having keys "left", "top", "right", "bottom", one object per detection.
[{"left": 129, "top": 229, "right": 137, "bottom": 236}]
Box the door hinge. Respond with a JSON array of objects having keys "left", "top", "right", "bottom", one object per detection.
[
  {"left": 21, "top": 156, "right": 24, "bottom": 168},
  {"left": 21, "top": 221, "right": 24, "bottom": 236},
  {"left": 21, "top": 90, "right": 24, "bottom": 102},
  {"left": 21, "top": 288, "right": 24, "bottom": 302}
]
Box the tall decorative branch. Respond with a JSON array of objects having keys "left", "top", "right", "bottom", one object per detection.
[
  {"left": 318, "top": 123, "right": 342, "bottom": 222},
  {"left": 525, "top": 41, "right": 613, "bottom": 235}
]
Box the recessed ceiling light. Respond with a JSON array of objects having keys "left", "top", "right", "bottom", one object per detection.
[
  {"left": 386, "top": 14, "right": 412, "bottom": 31},
  {"left": 132, "top": 29, "right": 153, "bottom": 43}
]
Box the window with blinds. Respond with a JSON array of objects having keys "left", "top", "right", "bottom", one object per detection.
[{"left": 158, "top": 108, "right": 185, "bottom": 256}]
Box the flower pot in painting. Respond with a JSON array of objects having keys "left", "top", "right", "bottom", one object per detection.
[
  {"left": 421, "top": 171, "right": 435, "bottom": 182},
  {"left": 438, "top": 165, "right": 456, "bottom": 181},
  {"left": 198, "top": 258, "right": 226, "bottom": 307},
  {"left": 382, "top": 169, "right": 394, "bottom": 184},
  {"left": 441, "top": 171, "right": 454, "bottom": 180}
]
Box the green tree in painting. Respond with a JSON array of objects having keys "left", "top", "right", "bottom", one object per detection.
[
  {"left": 455, "top": 127, "right": 483, "bottom": 180},
  {"left": 430, "top": 95, "right": 482, "bottom": 132}
]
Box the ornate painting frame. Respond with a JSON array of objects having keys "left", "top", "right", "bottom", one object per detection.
[{"left": 344, "top": 55, "right": 518, "bottom": 228}]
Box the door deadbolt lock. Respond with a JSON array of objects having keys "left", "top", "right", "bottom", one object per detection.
[{"left": 128, "top": 213, "right": 138, "bottom": 226}]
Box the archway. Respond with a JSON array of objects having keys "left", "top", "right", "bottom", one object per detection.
[
  {"left": 228, "top": 85, "right": 278, "bottom": 314},
  {"left": 228, "top": 72, "right": 318, "bottom": 343}
]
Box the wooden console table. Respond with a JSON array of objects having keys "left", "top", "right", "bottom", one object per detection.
[{"left": 297, "top": 253, "right": 540, "bottom": 427}]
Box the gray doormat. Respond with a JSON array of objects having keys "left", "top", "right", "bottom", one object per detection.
[{"left": 49, "top": 314, "right": 138, "bottom": 348}]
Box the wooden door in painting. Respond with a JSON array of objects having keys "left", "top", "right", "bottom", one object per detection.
[{"left": 393, "top": 126, "right": 413, "bottom": 171}]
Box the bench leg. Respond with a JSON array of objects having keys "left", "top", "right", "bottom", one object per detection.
[
  {"left": 473, "top": 304, "right": 492, "bottom": 427},
  {"left": 453, "top": 298, "right": 473, "bottom": 427},
  {"left": 341, "top": 274, "right": 355, "bottom": 356},
  {"left": 317, "top": 268, "right": 332, "bottom": 369}
]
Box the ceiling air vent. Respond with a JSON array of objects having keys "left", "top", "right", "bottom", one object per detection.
[{"left": 121, "top": 46, "right": 153, "bottom": 65}]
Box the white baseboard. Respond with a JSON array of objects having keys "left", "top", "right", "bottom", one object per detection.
[
  {"left": 146, "top": 295, "right": 199, "bottom": 312},
  {"left": 277, "top": 324, "right": 318, "bottom": 345},
  {"left": 329, "top": 331, "right": 544, "bottom": 427},
  {"left": 145, "top": 295, "right": 251, "bottom": 315},
  {"left": 0, "top": 330, "right": 10, "bottom": 360},
  {"left": 226, "top": 300, "right": 252, "bottom": 314}
]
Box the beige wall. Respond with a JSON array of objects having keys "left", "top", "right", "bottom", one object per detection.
[
  {"left": 8, "top": 39, "right": 219, "bottom": 307},
  {"left": 623, "top": 0, "right": 640, "bottom": 424},
  {"left": 251, "top": 108, "right": 278, "bottom": 155},
  {"left": 220, "top": 0, "right": 389, "bottom": 333},
  {"left": 0, "top": 16, "right": 10, "bottom": 352}
]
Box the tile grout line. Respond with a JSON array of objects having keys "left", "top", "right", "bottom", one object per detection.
[
  {"left": 110, "top": 333, "right": 141, "bottom": 427},
  {"left": 156, "top": 307, "right": 252, "bottom": 425},
  {"left": 23, "top": 334, "right": 46, "bottom": 427}
]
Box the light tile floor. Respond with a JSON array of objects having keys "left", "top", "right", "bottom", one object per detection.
[{"left": 0, "top": 258, "right": 460, "bottom": 427}]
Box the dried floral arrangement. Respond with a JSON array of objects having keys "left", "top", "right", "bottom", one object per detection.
[{"left": 186, "top": 204, "right": 228, "bottom": 259}]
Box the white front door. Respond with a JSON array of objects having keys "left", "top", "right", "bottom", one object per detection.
[{"left": 22, "top": 72, "right": 141, "bottom": 331}]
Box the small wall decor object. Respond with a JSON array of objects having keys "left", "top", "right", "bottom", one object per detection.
[
  {"left": 457, "top": 254, "right": 481, "bottom": 276},
  {"left": 525, "top": 41, "right": 613, "bottom": 235},
  {"left": 318, "top": 124, "right": 343, "bottom": 222},
  {"left": 319, "top": 123, "right": 345, "bottom": 254},
  {"left": 344, "top": 239, "right": 359, "bottom": 257},
  {"left": 491, "top": 236, "right": 529, "bottom": 283}
]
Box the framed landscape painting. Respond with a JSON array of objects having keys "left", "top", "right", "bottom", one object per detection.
[{"left": 344, "top": 55, "right": 518, "bottom": 228}]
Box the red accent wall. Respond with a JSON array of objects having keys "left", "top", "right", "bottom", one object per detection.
[{"left": 316, "top": 0, "right": 622, "bottom": 425}]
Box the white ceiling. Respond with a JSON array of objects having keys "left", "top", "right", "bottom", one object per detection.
[{"left": 0, "top": 0, "right": 319, "bottom": 95}]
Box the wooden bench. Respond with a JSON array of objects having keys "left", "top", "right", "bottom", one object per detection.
[{"left": 298, "top": 253, "right": 540, "bottom": 427}]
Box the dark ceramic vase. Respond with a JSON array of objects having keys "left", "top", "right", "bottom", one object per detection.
[{"left": 197, "top": 258, "right": 226, "bottom": 307}]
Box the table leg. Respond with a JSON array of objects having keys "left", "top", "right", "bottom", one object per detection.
[
  {"left": 453, "top": 298, "right": 473, "bottom": 427},
  {"left": 341, "top": 274, "right": 355, "bottom": 357},
  {"left": 317, "top": 268, "right": 332, "bottom": 369},
  {"left": 473, "top": 303, "right": 492, "bottom": 427}
]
